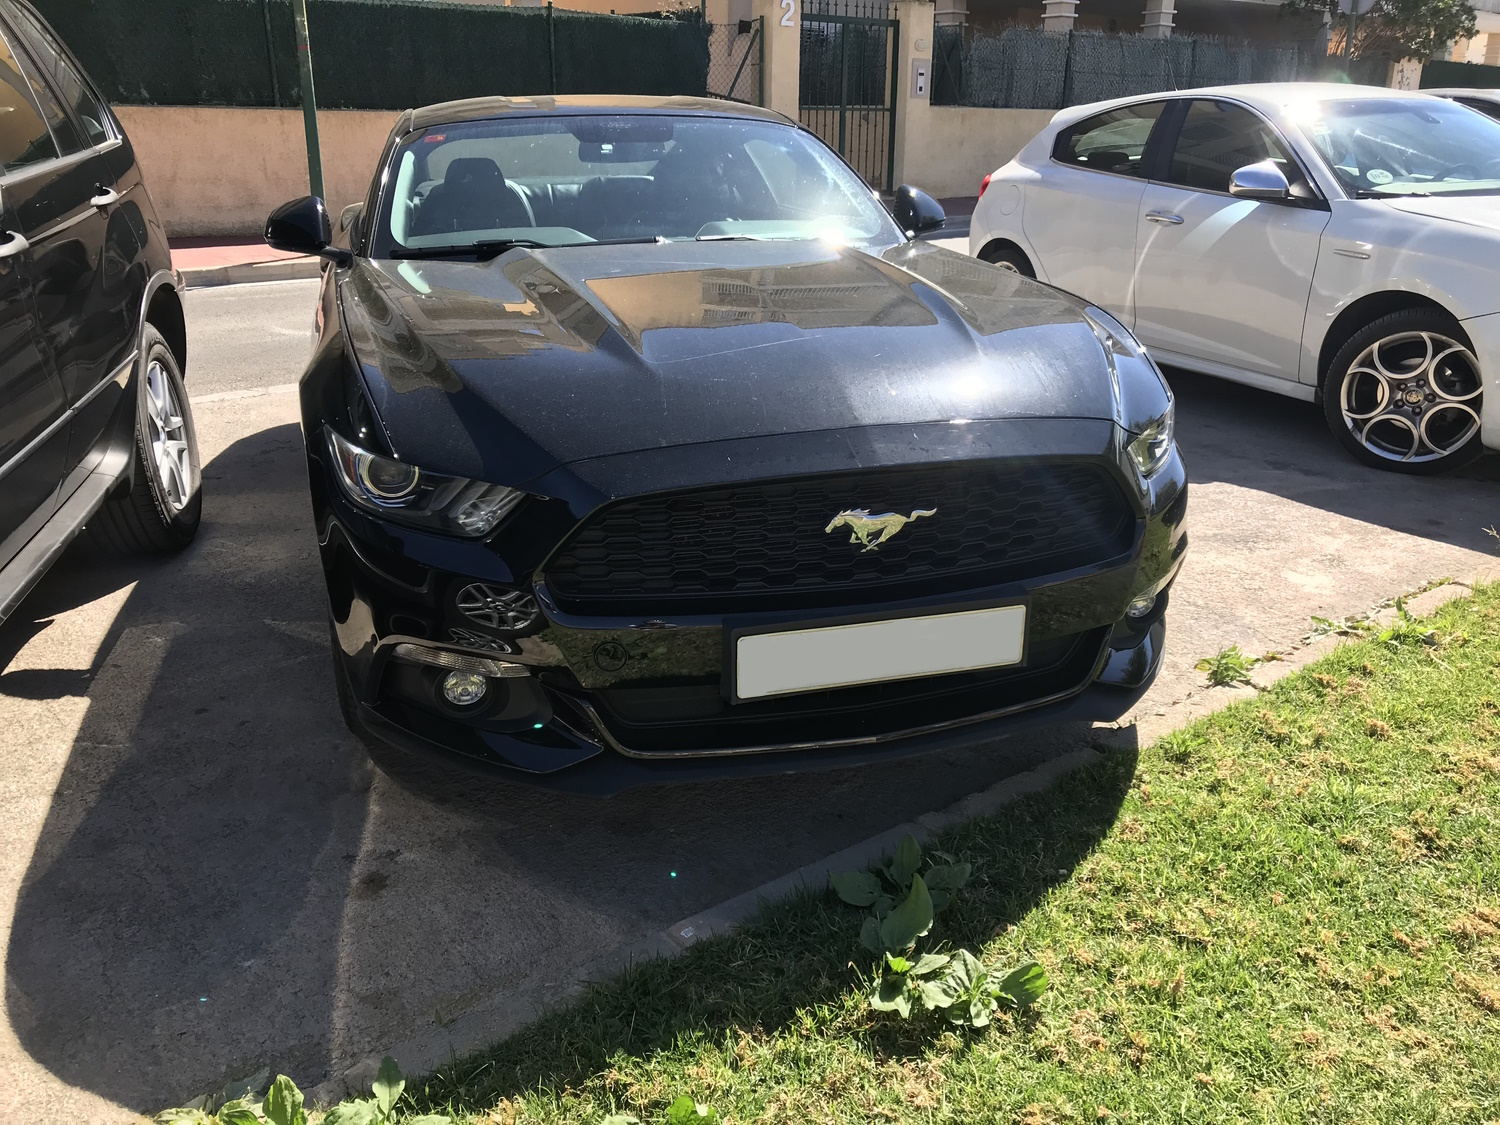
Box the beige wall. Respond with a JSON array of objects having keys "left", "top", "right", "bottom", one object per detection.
[
  {"left": 115, "top": 105, "right": 400, "bottom": 238},
  {"left": 899, "top": 105, "right": 1055, "bottom": 197},
  {"left": 889, "top": 1, "right": 1052, "bottom": 198}
]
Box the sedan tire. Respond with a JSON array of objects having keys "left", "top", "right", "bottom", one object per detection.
[
  {"left": 1322, "top": 309, "right": 1485, "bottom": 474},
  {"left": 89, "top": 324, "right": 203, "bottom": 552},
  {"left": 977, "top": 241, "right": 1036, "bottom": 278}
]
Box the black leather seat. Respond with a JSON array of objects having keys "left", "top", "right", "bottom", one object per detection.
[{"left": 412, "top": 156, "right": 535, "bottom": 236}]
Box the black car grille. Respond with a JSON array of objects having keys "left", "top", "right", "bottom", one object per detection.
[{"left": 542, "top": 461, "right": 1136, "bottom": 614}]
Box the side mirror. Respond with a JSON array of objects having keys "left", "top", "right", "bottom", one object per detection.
[
  {"left": 1228, "top": 160, "right": 1291, "bottom": 201},
  {"left": 265, "top": 196, "right": 350, "bottom": 264},
  {"left": 892, "top": 184, "right": 946, "bottom": 236}
]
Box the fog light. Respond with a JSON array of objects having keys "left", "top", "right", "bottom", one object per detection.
[
  {"left": 1126, "top": 593, "right": 1156, "bottom": 619},
  {"left": 441, "top": 670, "right": 489, "bottom": 707}
]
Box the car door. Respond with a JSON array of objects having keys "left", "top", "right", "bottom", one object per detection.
[
  {"left": 0, "top": 30, "right": 68, "bottom": 566},
  {"left": 1021, "top": 99, "right": 1171, "bottom": 321},
  {"left": 1132, "top": 98, "right": 1331, "bottom": 382},
  {"left": 0, "top": 1, "right": 134, "bottom": 485}
]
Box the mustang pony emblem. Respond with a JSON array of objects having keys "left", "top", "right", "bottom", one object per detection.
[{"left": 824, "top": 507, "right": 937, "bottom": 552}]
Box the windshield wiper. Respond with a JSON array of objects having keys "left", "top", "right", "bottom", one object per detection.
[
  {"left": 391, "top": 235, "right": 667, "bottom": 260},
  {"left": 695, "top": 233, "right": 769, "bottom": 241},
  {"left": 391, "top": 238, "right": 548, "bottom": 260}
]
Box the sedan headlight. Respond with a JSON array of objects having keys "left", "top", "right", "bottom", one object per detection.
[
  {"left": 326, "top": 428, "right": 524, "bottom": 536},
  {"left": 1126, "top": 407, "right": 1175, "bottom": 477}
]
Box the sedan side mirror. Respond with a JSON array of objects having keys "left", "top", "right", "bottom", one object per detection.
[
  {"left": 893, "top": 184, "right": 946, "bottom": 236},
  {"left": 266, "top": 195, "right": 351, "bottom": 264},
  {"left": 1228, "top": 160, "right": 1291, "bottom": 201}
]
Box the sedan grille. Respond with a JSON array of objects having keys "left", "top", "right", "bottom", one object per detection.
[{"left": 542, "top": 461, "right": 1136, "bottom": 614}]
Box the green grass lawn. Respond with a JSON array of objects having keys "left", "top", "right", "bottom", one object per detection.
[{"left": 406, "top": 587, "right": 1500, "bottom": 1125}]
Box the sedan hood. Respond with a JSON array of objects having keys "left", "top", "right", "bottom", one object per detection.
[
  {"left": 1382, "top": 193, "right": 1500, "bottom": 233},
  {"left": 338, "top": 239, "right": 1134, "bottom": 486}
]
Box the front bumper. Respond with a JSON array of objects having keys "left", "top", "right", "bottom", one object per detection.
[{"left": 311, "top": 427, "right": 1188, "bottom": 795}]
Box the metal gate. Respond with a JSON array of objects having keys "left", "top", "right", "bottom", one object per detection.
[{"left": 799, "top": 0, "right": 899, "bottom": 190}]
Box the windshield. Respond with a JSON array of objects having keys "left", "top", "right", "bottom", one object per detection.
[
  {"left": 370, "top": 114, "right": 903, "bottom": 259},
  {"left": 1291, "top": 96, "right": 1500, "bottom": 197}
]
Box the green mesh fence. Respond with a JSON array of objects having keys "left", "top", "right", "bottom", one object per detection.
[
  {"left": 34, "top": 0, "right": 710, "bottom": 109},
  {"left": 1422, "top": 58, "right": 1500, "bottom": 89},
  {"left": 933, "top": 25, "right": 1318, "bottom": 110}
]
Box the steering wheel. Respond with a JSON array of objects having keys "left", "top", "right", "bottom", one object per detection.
[{"left": 1434, "top": 162, "right": 1483, "bottom": 181}]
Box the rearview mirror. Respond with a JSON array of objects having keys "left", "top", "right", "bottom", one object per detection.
[
  {"left": 266, "top": 195, "right": 350, "bottom": 263},
  {"left": 1228, "top": 160, "right": 1291, "bottom": 201},
  {"left": 892, "top": 184, "right": 945, "bottom": 236}
]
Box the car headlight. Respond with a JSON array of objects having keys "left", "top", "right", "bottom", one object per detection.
[
  {"left": 1082, "top": 306, "right": 1176, "bottom": 479},
  {"left": 326, "top": 428, "right": 524, "bottom": 537},
  {"left": 1126, "top": 407, "right": 1175, "bottom": 477}
]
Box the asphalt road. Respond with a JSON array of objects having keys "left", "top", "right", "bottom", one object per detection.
[{"left": 2, "top": 275, "right": 1499, "bottom": 1121}]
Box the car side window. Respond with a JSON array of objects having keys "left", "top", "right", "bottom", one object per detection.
[
  {"left": 1053, "top": 102, "right": 1166, "bottom": 178},
  {"left": 1164, "top": 100, "right": 1301, "bottom": 195},
  {"left": 1454, "top": 96, "right": 1500, "bottom": 123},
  {"left": 0, "top": 29, "right": 61, "bottom": 172},
  {"left": 4, "top": 1, "right": 107, "bottom": 148}
]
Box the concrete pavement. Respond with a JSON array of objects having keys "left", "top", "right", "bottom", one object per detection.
[{"left": 1, "top": 278, "right": 1498, "bottom": 1121}]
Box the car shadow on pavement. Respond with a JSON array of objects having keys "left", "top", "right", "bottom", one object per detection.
[
  {"left": 3, "top": 423, "right": 370, "bottom": 1110},
  {"left": 1166, "top": 367, "right": 1500, "bottom": 555}
]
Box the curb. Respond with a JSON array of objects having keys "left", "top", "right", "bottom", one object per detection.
[
  {"left": 179, "top": 257, "right": 321, "bottom": 288},
  {"left": 313, "top": 563, "right": 1500, "bottom": 1104}
]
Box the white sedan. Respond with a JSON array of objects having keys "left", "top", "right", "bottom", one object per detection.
[{"left": 968, "top": 82, "right": 1500, "bottom": 473}]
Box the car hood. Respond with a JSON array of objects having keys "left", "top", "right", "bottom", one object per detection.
[
  {"left": 338, "top": 239, "right": 1145, "bottom": 486},
  {"left": 1381, "top": 193, "right": 1500, "bottom": 233}
]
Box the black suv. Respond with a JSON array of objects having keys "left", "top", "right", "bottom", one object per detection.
[{"left": 0, "top": 0, "right": 197, "bottom": 624}]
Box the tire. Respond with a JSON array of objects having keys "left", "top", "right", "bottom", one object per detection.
[
  {"left": 978, "top": 242, "right": 1036, "bottom": 278},
  {"left": 89, "top": 324, "right": 203, "bottom": 552},
  {"left": 1322, "top": 308, "right": 1485, "bottom": 475}
]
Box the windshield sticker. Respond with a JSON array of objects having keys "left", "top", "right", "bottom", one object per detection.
[{"left": 1366, "top": 168, "right": 1394, "bottom": 185}]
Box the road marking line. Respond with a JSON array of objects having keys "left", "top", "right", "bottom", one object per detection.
[{"left": 192, "top": 382, "right": 300, "bottom": 404}]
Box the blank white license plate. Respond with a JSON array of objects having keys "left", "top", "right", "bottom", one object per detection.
[{"left": 734, "top": 604, "right": 1027, "bottom": 701}]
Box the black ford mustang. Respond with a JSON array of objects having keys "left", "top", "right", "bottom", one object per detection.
[{"left": 266, "top": 96, "right": 1188, "bottom": 793}]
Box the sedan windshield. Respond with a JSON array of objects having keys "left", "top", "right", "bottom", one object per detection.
[
  {"left": 1291, "top": 96, "right": 1500, "bottom": 197},
  {"left": 370, "top": 114, "right": 902, "bottom": 259}
]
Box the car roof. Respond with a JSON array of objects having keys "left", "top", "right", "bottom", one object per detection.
[
  {"left": 406, "top": 94, "right": 791, "bottom": 133},
  {"left": 1051, "top": 81, "right": 1456, "bottom": 129},
  {"left": 1423, "top": 87, "right": 1500, "bottom": 98}
]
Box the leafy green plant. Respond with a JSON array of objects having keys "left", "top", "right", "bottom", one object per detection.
[
  {"left": 1376, "top": 598, "right": 1438, "bottom": 651},
  {"left": 1195, "top": 645, "right": 1258, "bottom": 686},
  {"left": 1307, "top": 614, "right": 1375, "bottom": 641},
  {"left": 831, "top": 834, "right": 1046, "bottom": 1028},
  {"left": 155, "top": 1059, "right": 448, "bottom": 1125}
]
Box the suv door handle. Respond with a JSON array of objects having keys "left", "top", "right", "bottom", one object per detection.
[
  {"left": 1145, "top": 211, "right": 1184, "bottom": 225},
  {"left": 0, "top": 230, "right": 29, "bottom": 258},
  {"left": 90, "top": 186, "right": 120, "bottom": 208}
]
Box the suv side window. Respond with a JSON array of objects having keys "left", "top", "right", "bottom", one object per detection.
[
  {"left": 4, "top": 1, "right": 107, "bottom": 148},
  {"left": 1164, "top": 99, "right": 1303, "bottom": 194},
  {"left": 1053, "top": 102, "right": 1166, "bottom": 178},
  {"left": 0, "top": 29, "right": 59, "bottom": 172}
]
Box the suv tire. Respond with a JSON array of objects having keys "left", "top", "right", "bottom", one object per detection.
[{"left": 90, "top": 324, "right": 203, "bottom": 552}]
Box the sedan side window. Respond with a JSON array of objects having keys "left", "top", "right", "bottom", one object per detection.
[
  {"left": 1164, "top": 100, "right": 1302, "bottom": 195},
  {"left": 1454, "top": 96, "right": 1500, "bottom": 123},
  {"left": 1053, "top": 102, "right": 1166, "bottom": 178}
]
